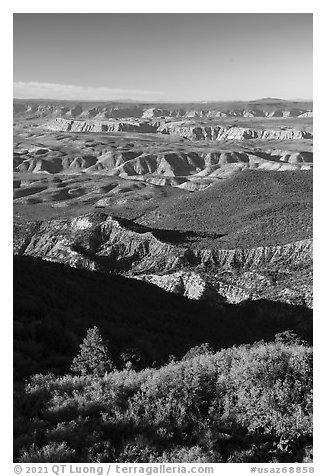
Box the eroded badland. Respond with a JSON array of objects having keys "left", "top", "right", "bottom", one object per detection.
[
  {"left": 14, "top": 98, "right": 312, "bottom": 309},
  {"left": 13, "top": 97, "right": 313, "bottom": 463}
]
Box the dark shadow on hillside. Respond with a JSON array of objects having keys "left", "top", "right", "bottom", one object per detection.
[
  {"left": 110, "top": 215, "right": 227, "bottom": 244},
  {"left": 14, "top": 255, "right": 312, "bottom": 381}
]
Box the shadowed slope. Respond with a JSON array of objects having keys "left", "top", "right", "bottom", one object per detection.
[{"left": 14, "top": 256, "right": 312, "bottom": 380}]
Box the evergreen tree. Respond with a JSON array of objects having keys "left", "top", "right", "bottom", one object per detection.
[{"left": 71, "top": 326, "right": 113, "bottom": 376}]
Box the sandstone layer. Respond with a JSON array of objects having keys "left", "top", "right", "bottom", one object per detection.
[
  {"left": 14, "top": 213, "right": 313, "bottom": 308},
  {"left": 43, "top": 117, "right": 313, "bottom": 143},
  {"left": 13, "top": 99, "right": 313, "bottom": 120}
]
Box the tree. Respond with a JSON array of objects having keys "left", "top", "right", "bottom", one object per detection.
[{"left": 71, "top": 326, "right": 113, "bottom": 376}]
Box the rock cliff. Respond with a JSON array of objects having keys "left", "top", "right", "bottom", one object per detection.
[
  {"left": 42, "top": 118, "right": 313, "bottom": 142},
  {"left": 13, "top": 100, "right": 313, "bottom": 119},
  {"left": 46, "top": 117, "right": 157, "bottom": 133},
  {"left": 157, "top": 122, "right": 313, "bottom": 141},
  {"left": 14, "top": 213, "right": 312, "bottom": 308}
]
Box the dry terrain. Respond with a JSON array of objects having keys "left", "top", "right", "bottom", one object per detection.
[
  {"left": 13, "top": 99, "right": 313, "bottom": 308},
  {"left": 13, "top": 98, "right": 313, "bottom": 464},
  {"left": 14, "top": 99, "right": 312, "bottom": 217}
]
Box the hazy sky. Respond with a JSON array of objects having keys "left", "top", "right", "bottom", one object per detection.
[{"left": 13, "top": 13, "right": 313, "bottom": 102}]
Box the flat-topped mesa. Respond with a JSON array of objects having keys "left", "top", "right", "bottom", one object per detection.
[
  {"left": 43, "top": 118, "right": 313, "bottom": 142},
  {"left": 46, "top": 117, "right": 157, "bottom": 133},
  {"left": 157, "top": 123, "right": 313, "bottom": 141},
  {"left": 13, "top": 100, "right": 313, "bottom": 119}
]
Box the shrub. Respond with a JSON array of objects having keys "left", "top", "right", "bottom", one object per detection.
[
  {"left": 18, "top": 442, "right": 76, "bottom": 463},
  {"left": 157, "top": 445, "right": 222, "bottom": 463},
  {"left": 182, "top": 343, "right": 214, "bottom": 361},
  {"left": 117, "top": 436, "right": 160, "bottom": 463},
  {"left": 14, "top": 339, "right": 313, "bottom": 463}
]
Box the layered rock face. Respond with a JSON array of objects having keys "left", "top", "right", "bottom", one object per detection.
[
  {"left": 13, "top": 99, "right": 313, "bottom": 311},
  {"left": 43, "top": 117, "right": 313, "bottom": 142},
  {"left": 46, "top": 118, "right": 157, "bottom": 134},
  {"left": 14, "top": 213, "right": 313, "bottom": 308},
  {"left": 157, "top": 122, "right": 312, "bottom": 141},
  {"left": 137, "top": 269, "right": 312, "bottom": 308},
  {"left": 13, "top": 100, "right": 313, "bottom": 119}
]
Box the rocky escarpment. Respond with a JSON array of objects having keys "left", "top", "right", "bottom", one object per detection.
[
  {"left": 14, "top": 213, "right": 313, "bottom": 307},
  {"left": 136, "top": 268, "right": 312, "bottom": 308},
  {"left": 46, "top": 117, "right": 157, "bottom": 134},
  {"left": 13, "top": 100, "right": 313, "bottom": 119},
  {"left": 42, "top": 118, "right": 313, "bottom": 142},
  {"left": 157, "top": 122, "right": 313, "bottom": 141}
]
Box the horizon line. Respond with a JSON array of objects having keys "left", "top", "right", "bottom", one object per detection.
[{"left": 13, "top": 97, "right": 314, "bottom": 104}]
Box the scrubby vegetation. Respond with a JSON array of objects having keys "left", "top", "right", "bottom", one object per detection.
[
  {"left": 13, "top": 255, "right": 313, "bottom": 462},
  {"left": 14, "top": 170, "right": 312, "bottom": 250},
  {"left": 14, "top": 336, "right": 312, "bottom": 463},
  {"left": 153, "top": 170, "right": 313, "bottom": 249},
  {"left": 14, "top": 101, "right": 313, "bottom": 464},
  {"left": 14, "top": 256, "right": 312, "bottom": 379}
]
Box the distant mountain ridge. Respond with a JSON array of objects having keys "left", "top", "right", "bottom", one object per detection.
[
  {"left": 13, "top": 98, "right": 313, "bottom": 119},
  {"left": 249, "top": 97, "right": 287, "bottom": 103}
]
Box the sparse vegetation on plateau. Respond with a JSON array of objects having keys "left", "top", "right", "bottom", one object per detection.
[
  {"left": 152, "top": 170, "right": 312, "bottom": 249},
  {"left": 13, "top": 99, "right": 313, "bottom": 463}
]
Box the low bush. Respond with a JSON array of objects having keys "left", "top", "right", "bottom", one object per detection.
[{"left": 14, "top": 338, "right": 312, "bottom": 463}]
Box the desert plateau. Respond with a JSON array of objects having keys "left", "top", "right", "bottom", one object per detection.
[{"left": 13, "top": 12, "right": 313, "bottom": 466}]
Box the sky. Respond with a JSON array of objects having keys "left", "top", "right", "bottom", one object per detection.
[{"left": 13, "top": 13, "right": 313, "bottom": 102}]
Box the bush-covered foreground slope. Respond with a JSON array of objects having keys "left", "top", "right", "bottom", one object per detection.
[
  {"left": 14, "top": 256, "right": 312, "bottom": 380},
  {"left": 14, "top": 339, "right": 312, "bottom": 463}
]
